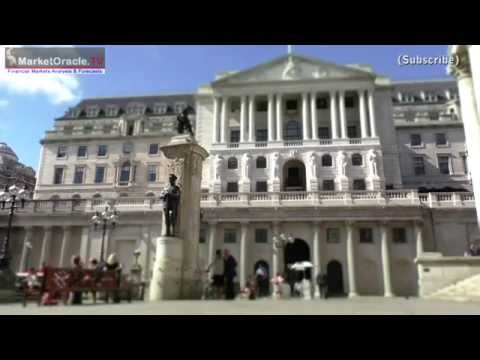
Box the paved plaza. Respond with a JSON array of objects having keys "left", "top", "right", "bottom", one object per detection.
[{"left": 1, "top": 297, "right": 480, "bottom": 315}]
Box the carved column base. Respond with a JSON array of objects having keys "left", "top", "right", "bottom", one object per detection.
[
  {"left": 239, "top": 180, "right": 251, "bottom": 193},
  {"left": 213, "top": 181, "right": 222, "bottom": 193},
  {"left": 309, "top": 179, "right": 319, "bottom": 192},
  {"left": 336, "top": 176, "right": 349, "bottom": 191},
  {"left": 269, "top": 178, "right": 281, "bottom": 192},
  {"left": 368, "top": 177, "right": 382, "bottom": 190}
]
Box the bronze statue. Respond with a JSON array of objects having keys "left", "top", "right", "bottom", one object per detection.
[
  {"left": 160, "top": 174, "right": 181, "bottom": 237},
  {"left": 176, "top": 108, "right": 194, "bottom": 136}
]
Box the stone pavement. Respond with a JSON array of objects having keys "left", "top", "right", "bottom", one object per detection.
[{"left": 1, "top": 297, "right": 480, "bottom": 315}]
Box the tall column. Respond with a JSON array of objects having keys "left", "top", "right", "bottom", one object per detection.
[
  {"left": 18, "top": 226, "right": 33, "bottom": 272},
  {"left": 312, "top": 221, "right": 321, "bottom": 298},
  {"left": 339, "top": 91, "right": 347, "bottom": 139},
  {"left": 79, "top": 226, "right": 90, "bottom": 263},
  {"left": 276, "top": 93, "right": 283, "bottom": 141},
  {"left": 414, "top": 221, "right": 424, "bottom": 257},
  {"left": 220, "top": 96, "right": 229, "bottom": 143},
  {"left": 368, "top": 90, "right": 377, "bottom": 138},
  {"left": 358, "top": 90, "right": 368, "bottom": 138},
  {"left": 240, "top": 95, "right": 247, "bottom": 143},
  {"left": 240, "top": 222, "right": 249, "bottom": 289},
  {"left": 302, "top": 92, "right": 310, "bottom": 140},
  {"left": 310, "top": 92, "right": 318, "bottom": 140},
  {"left": 272, "top": 222, "right": 280, "bottom": 283},
  {"left": 248, "top": 95, "right": 255, "bottom": 142},
  {"left": 212, "top": 96, "right": 220, "bottom": 143},
  {"left": 330, "top": 91, "right": 338, "bottom": 139},
  {"left": 380, "top": 223, "right": 393, "bottom": 297},
  {"left": 207, "top": 222, "right": 217, "bottom": 278},
  {"left": 39, "top": 226, "right": 52, "bottom": 267},
  {"left": 346, "top": 221, "right": 358, "bottom": 297},
  {"left": 59, "top": 226, "right": 71, "bottom": 267},
  {"left": 140, "top": 225, "right": 151, "bottom": 282},
  {"left": 268, "top": 94, "right": 275, "bottom": 142}
]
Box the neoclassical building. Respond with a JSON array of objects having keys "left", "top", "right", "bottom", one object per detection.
[
  {"left": 1, "top": 51, "right": 478, "bottom": 299},
  {"left": 0, "top": 142, "right": 36, "bottom": 190}
]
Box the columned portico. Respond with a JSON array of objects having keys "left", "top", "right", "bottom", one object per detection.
[
  {"left": 346, "top": 221, "right": 358, "bottom": 297},
  {"left": 18, "top": 226, "right": 33, "bottom": 272},
  {"left": 276, "top": 94, "right": 283, "bottom": 141},
  {"left": 368, "top": 90, "right": 377, "bottom": 138},
  {"left": 240, "top": 96, "right": 247, "bottom": 143},
  {"left": 220, "top": 96, "right": 229, "bottom": 143},
  {"left": 268, "top": 94, "right": 275, "bottom": 142},
  {"left": 358, "top": 90, "right": 368, "bottom": 138},
  {"left": 330, "top": 91, "right": 338, "bottom": 139},
  {"left": 380, "top": 223, "right": 393, "bottom": 297},
  {"left": 59, "top": 226, "right": 71, "bottom": 267},
  {"left": 212, "top": 96, "right": 221, "bottom": 143},
  {"left": 39, "top": 226, "right": 52, "bottom": 267}
]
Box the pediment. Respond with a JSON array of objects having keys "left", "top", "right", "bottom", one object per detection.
[{"left": 212, "top": 55, "right": 375, "bottom": 86}]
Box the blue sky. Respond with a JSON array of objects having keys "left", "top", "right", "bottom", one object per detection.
[{"left": 0, "top": 45, "right": 452, "bottom": 170}]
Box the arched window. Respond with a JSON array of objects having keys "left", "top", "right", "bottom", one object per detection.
[
  {"left": 285, "top": 121, "right": 302, "bottom": 140},
  {"left": 227, "top": 157, "right": 238, "bottom": 169},
  {"left": 352, "top": 153, "right": 363, "bottom": 166},
  {"left": 322, "top": 154, "right": 332, "bottom": 167},
  {"left": 256, "top": 156, "right": 267, "bottom": 169},
  {"left": 119, "top": 161, "right": 131, "bottom": 184}
]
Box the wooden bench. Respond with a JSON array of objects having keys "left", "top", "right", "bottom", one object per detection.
[{"left": 21, "top": 267, "right": 133, "bottom": 307}]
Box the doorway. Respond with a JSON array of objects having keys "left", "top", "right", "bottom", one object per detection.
[
  {"left": 326, "top": 260, "right": 345, "bottom": 296},
  {"left": 282, "top": 160, "right": 306, "bottom": 191},
  {"left": 284, "top": 238, "right": 311, "bottom": 280}
]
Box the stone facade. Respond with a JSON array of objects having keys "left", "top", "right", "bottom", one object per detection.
[
  {"left": 1, "top": 52, "right": 479, "bottom": 299},
  {"left": 0, "top": 142, "right": 36, "bottom": 190}
]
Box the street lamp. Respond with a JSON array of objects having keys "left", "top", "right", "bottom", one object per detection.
[
  {"left": 0, "top": 184, "right": 31, "bottom": 302},
  {"left": 91, "top": 203, "right": 119, "bottom": 263}
]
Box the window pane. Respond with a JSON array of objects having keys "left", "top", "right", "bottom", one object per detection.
[
  {"left": 230, "top": 130, "right": 240, "bottom": 143},
  {"left": 438, "top": 156, "right": 450, "bottom": 174},
  {"left": 345, "top": 96, "right": 355, "bottom": 108},
  {"left": 120, "top": 165, "right": 130, "bottom": 183},
  {"left": 256, "top": 157, "right": 267, "bottom": 169},
  {"left": 410, "top": 134, "right": 422, "bottom": 146},
  {"left": 353, "top": 179, "right": 366, "bottom": 190},
  {"left": 149, "top": 144, "right": 159, "bottom": 155},
  {"left": 347, "top": 126, "right": 357, "bottom": 138},
  {"left": 318, "top": 127, "right": 330, "bottom": 139},
  {"left": 255, "top": 229, "right": 268, "bottom": 243},
  {"left": 54, "top": 168, "right": 64, "bottom": 184},
  {"left": 74, "top": 167, "right": 85, "bottom": 184},
  {"left": 435, "top": 133, "right": 447, "bottom": 146},
  {"left": 148, "top": 165, "right": 157, "bottom": 182},
  {"left": 327, "top": 228, "right": 340, "bottom": 243},
  {"left": 393, "top": 228, "right": 407, "bottom": 244},
  {"left": 359, "top": 228, "right": 373, "bottom": 243},
  {"left": 323, "top": 180, "right": 335, "bottom": 191},
  {"left": 285, "top": 121, "right": 302, "bottom": 140},
  {"left": 256, "top": 181, "right": 268, "bottom": 192},
  {"left": 413, "top": 157, "right": 425, "bottom": 176},
  {"left": 77, "top": 146, "right": 87, "bottom": 157},
  {"left": 316, "top": 98, "right": 328, "bottom": 109},
  {"left": 94, "top": 167, "right": 105, "bottom": 184},
  {"left": 286, "top": 100, "right": 298, "bottom": 111},
  {"left": 57, "top": 145, "right": 67, "bottom": 158},
  {"left": 97, "top": 145, "right": 107, "bottom": 157},
  {"left": 226, "top": 182, "right": 238, "bottom": 193},
  {"left": 227, "top": 157, "right": 238, "bottom": 169},
  {"left": 322, "top": 155, "right": 332, "bottom": 167},
  {"left": 224, "top": 230, "right": 237, "bottom": 244},
  {"left": 352, "top": 154, "right": 363, "bottom": 166},
  {"left": 257, "top": 101, "right": 268, "bottom": 112},
  {"left": 256, "top": 129, "right": 268, "bottom": 142}
]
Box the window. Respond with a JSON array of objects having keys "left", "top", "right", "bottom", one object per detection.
[
  {"left": 127, "top": 105, "right": 145, "bottom": 115},
  {"left": 105, "top": 106, "right": 118, "bottom": 117},
  {"left": 327, "top": 228, "right": 340, "bottom": 243},
  {"left": 174, "top": 103, "right": 186, "bottom": 114},
  {"left": 318, "top": 127, "right": 330, "bottom": 139},
  {"left": 127, "top": 122, "right": 135, "bottom": 136},
  {"left": 435, "top": 133, "right": 447, "bottom": 146},
  {"left": 353, "top": 179, "right": 366, "bottom": 190},
  {"left": 94, "top": 166, "right": 106, "bottom": 184},
  {"left": 103, "top": 124, "right": 112, "bottom": 134},
  {"left": 256, "top": 156, "right": 267, "bottom": 169},
  {"left": 83, "top": 125, "right": 93, "bottom": 134},
  {"left": 230, "top": 130, "right": 240, "bottom": 143},
  {"left": 323, "top": 180, "right": 335, "bottom": 191},
  {"left": 224, "top": 229, "right": 237, "bottom": 244},
  {"left": 393, "top": 228, "right": 407, "bottom": 244},
  {"left": 347, "top": 126, "right": 358, "bottom": 139},
  {"left": 386, "top": 184, "right": 394, "bottom": 190},
  {"left": 77, "top": 145, "right": 88, "bottom": 158},
  {"left": 430, "top": 111, "right": 439, "bottom": 121},
  {"left": 63, "top": 126, "right": 73, "bottom": 135},
  {"left": 97, "top": 145, "right": 108, "bottom": 157},
  {"left": 147, "top": 165, "right": 157, "bottom": 183},
  {"left": 149, "top": 144, "right": 159, "bottom": 155},
  {"left": 123, "top": 142, "right": 133, "bottom": 154},
  {"left": 461, "top": 153, "right": 468, "bottom": 175},
  {"left": 154, "top": 103, "right": 167, "bottom": 115},
  {"left": 321, "top": 154, "right": 332, "bottom": 167},
  {"left": 255, "top": 229, "right": 268, "bottom": 243},
  {"left": 286, "top": 99, "right": 298, "bottom": 111},
  {"left": 226, "top": 182, "right": 238, "bottom": 193},
  {"left": 256, "top": 129, "right": 268, "bottom": 142},
  {"left": 73, "top": 166, "right": 85, "bottom": 184},
  {"left": 199, "top": 229, "right": 206, "bottom": 244},
  {"left": 352, "top": 154, "right": 363, "bottom": 166},
  {"left": 227, "top": 157, "right": 238, "bottom": 169},
  {"left": 316, "top": 98, "right": 328, "bottom": 109},
  {"left": 256, "top": 181, "right": 268, "bottom": 192},
  {"left": 119, "top": 162, "right": 131, "bottom": 184},
  {"left": 57, "top": 145, "right": 67, "bottom": 159},
  {"left": 438, "top": 156, "right": 450, "bottom": 175},
  {"left": 230, "top": 100, "right": 240, "bottom": 113},
  {"left": 285, "top": 121, "right": 302, "bottom": 140},
  {"left": 86, "top": 107, "right": 98, "bottom": 118},
  {"left": 53, "top": 167, "right": 64, "bottom": 185},
  {"left": 410, "top": 134, "right": 422, "bottom": 147},
  {"left": 256, "top": 100, "right": 268, "bottom": 112},
  {"left": 413, "top": 157, "right": 425, "bottom": 176},
  {"left": 345, "top": 96, "right": 355, "bottom": 108},
  {"left": 359, "top": 228, "right": 373, "bottom": 243}
]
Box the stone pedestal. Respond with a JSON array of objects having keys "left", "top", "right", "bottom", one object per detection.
[
  {"left": 149, "top": 236, "right": 183, "bottom": 300},
  {"left": 239, "top": 180, "right": 251, "bottom": 193},
  {"left": 269, "top": 178, "right": 281, "bottom": 192},
  {"left": 149, "top": 135, "right": 209, "bottom": 300},
  {"left": 213, "top": 181, "right": 222, "bottom": 193},
  {"left": 309, "top": 179, "right": 319, "bottom": 192},
  {"left": 368, "top": 177, "right": 382, "bottom": 190},
  {"left": 336, "top": 176, "right": 349, "bottom": 191}
]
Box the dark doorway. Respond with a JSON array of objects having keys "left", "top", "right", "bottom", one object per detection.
[
  {"left": 326, "top": 260, "right": 345, "bottom": 296},
  {"left": 254, "top": 260, "right": 270, "bottom": 297},
  {"left": 283, "top": 160, "right": 306, "bottom": 191},
  {"left": 284, "top": 238, "right": 311, "bottom": 280}
]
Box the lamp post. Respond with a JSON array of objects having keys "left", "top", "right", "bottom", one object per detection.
[
  {"left": 0, "top": 184, "right": 31, "bottom": 302},
  {"left": 91, "top": 203, "right": 119, "bottom": 264}
]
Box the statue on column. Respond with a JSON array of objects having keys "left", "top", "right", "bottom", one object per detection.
[
  {"left": 242, "top": 153, "right": 252, "bottom": 180},
  {"left": 176, "top": 108, "right": 194, "bottom": 137},
  {"left": 308, "top": 152, "right": 317, "bottom": 178},
  {"left": 214, "top": 154, "right": 223, "bottom": 181},
  {"left": 337, "top": 151, "right": 348, "bottom": 178},
  {"left": 160, "top": 174, "right": 181, "bottom": 237},
  {"left": 271, "top": 152, "right": 280, "bottom": 180},
  {"left": 368, "top": 149, "right": 379, "bottom": 178}
]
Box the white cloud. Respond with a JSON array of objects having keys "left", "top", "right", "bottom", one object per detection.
[
  {"left": 0, "top": 45, "right": 81, "bottom": 105},
  {"left": 0, "top": 99, "right": 8, "bottom": 107}
]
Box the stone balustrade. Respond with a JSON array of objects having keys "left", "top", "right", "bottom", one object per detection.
[{"left": 10, "top": 191, "right": 474, "bottom": 215}]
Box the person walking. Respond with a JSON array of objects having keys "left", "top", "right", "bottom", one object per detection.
[
  {"left": 70, "top": 255, "right": 84, "bottom": 305},
  {"left": 316, "top": 272, "right": 328, "bottom": 299},
  {"left": 223, "top": 249, "right": 237, "bottom": 300},
  {"left": 207, "top": 250, "right": 225, "bottom": 299},
  {"left": 255, "top": 265, "right": 267, "bottom": 297},
  {"left": 106, "top": 253, "right": 122, "bottom": 303}
]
